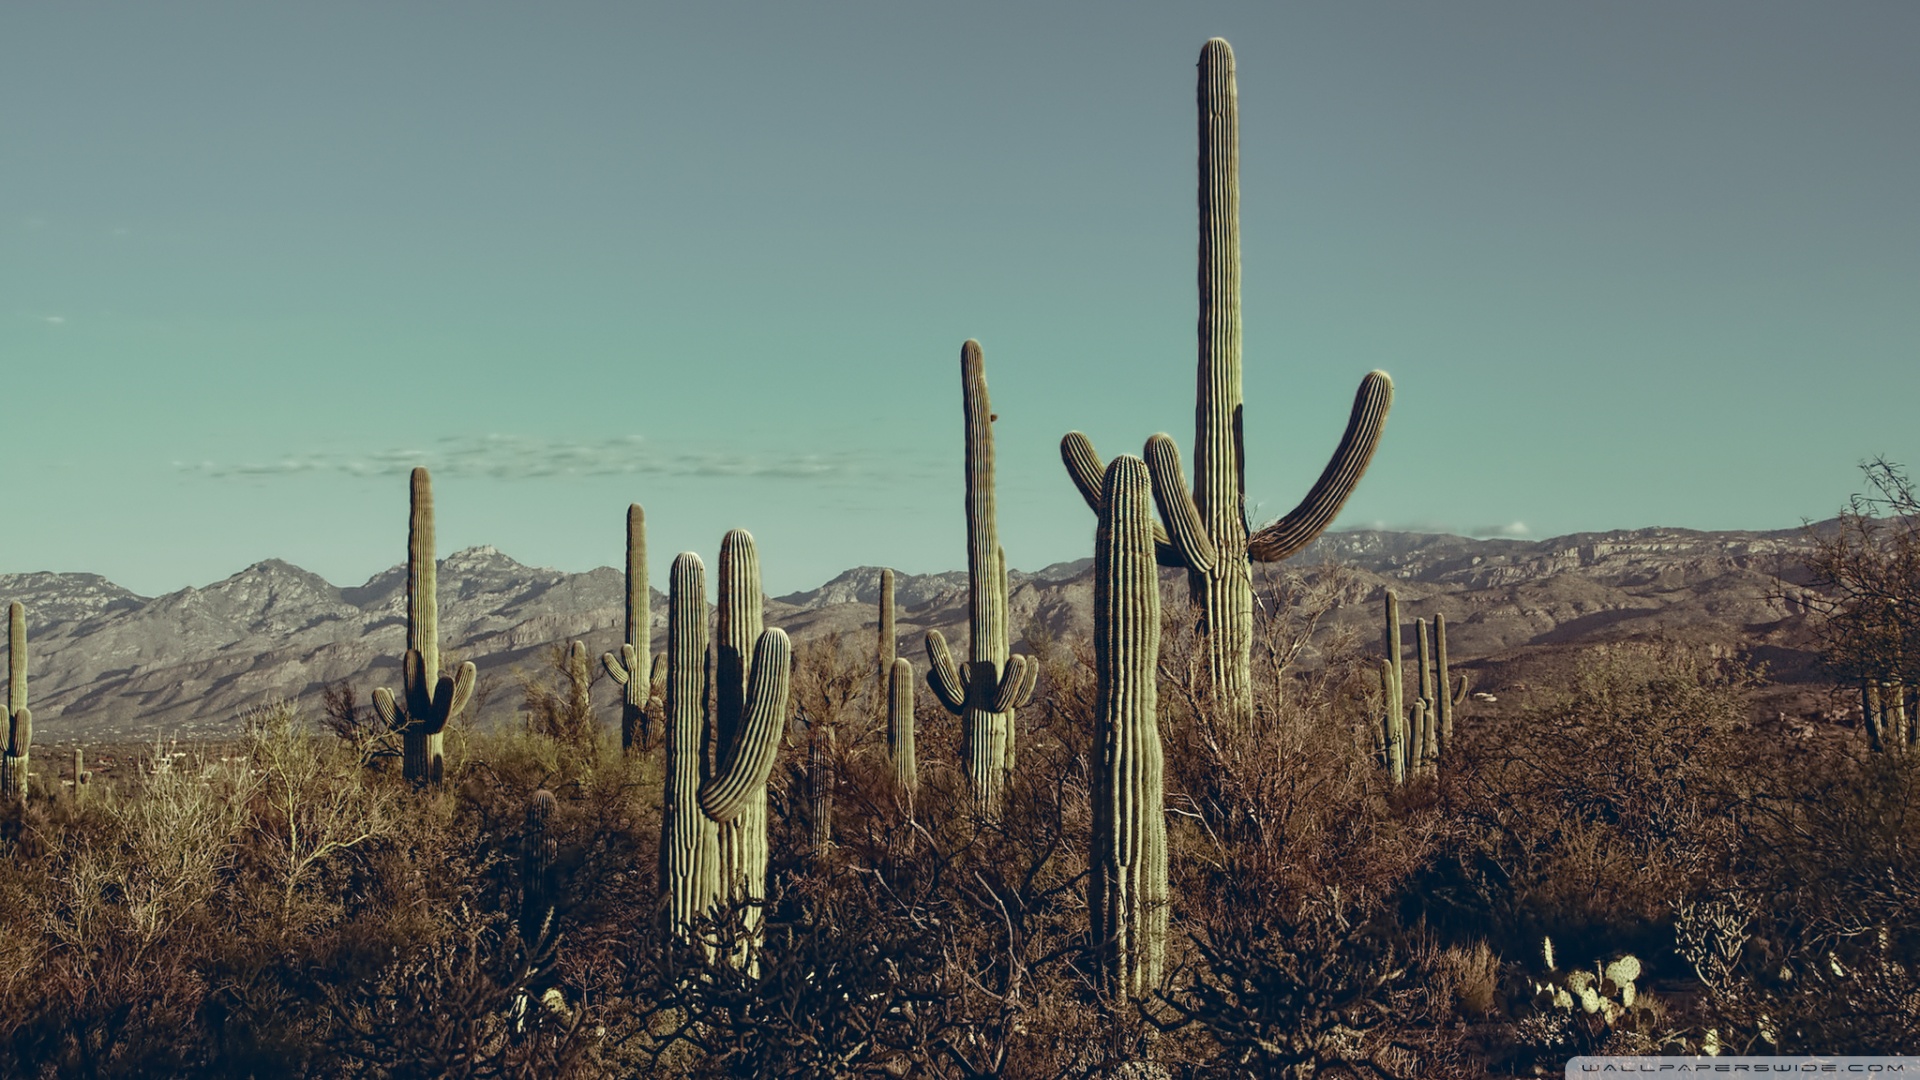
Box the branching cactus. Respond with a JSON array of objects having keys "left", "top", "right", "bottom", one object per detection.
[
  {"left": 603, "top": 504, "right": 665, "bottom": 753},
  {"left": 888, "top": 657, "right": 917, "bottom": 802},
  {"left": 1062, "top": 39, "right": 1392, "bottom": 724},
  {"left": 926, "top": 341, "right": 1038, "bottom": 809},
  {"left": 1090, "top": 454, "right": 1169, "bottom": 1000},
  {"left": 661, "top": 542, "right": 792, "bottom": 953},
  {"left": 371, "top": 468, "right": 477, "bottom": 785},
  {"left": 3, "top": 603, "right": 30, "bottom": 801}
]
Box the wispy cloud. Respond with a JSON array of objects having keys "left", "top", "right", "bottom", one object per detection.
[
  {"left": 1331, "top": 519, "right": 1533, "bottom": 539},
  {"left": 176, "top": 434, "right": 927, "bottom": 484},
  {"left": 42, "top": 315, "right": 65, "bottom": 326}
]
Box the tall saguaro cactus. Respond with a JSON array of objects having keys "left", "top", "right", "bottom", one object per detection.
[
  {"left": 926, "top": 341, "right": 1038, "bottom": 808},
  {"left": 876, "top": 567, "right": 895, "bottom": 707},
  {"left": 661, "top": 541, "right": 792, "bottom": 951},
  {"left": 3, "top": 603, "right": 30, "bottom": 801},
  {"left": 1090, "top": 455, "right": 1169, "bottom": 999},
  {"left": 603, "top": 504, "right": 665, "bottom": 752},
  {"left": 888, "top": 657, "right": 917, "bottom": 801},
  {"left": 1061, "top": 39, "right": 1392, "bottom": 723},
  {"left": 371, "top": 468, "right": 477, "bottom": 784}
]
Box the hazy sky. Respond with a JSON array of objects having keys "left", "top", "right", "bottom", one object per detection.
[{"left": 5, "top": 2, "right": 1915, "bottom": 598}]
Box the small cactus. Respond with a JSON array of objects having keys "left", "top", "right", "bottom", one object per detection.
[
  {"left": 3, "top": 603, "right": 30, "bottom": 802},
  {"left": 602, "top": 504, "right": 665, "bottom": 753},
  {"left": 370, "top": 468, "right": 477, "bottom": 785},
  {"left": 523, "top": 789, "right": 557, "bottom": 941},
  {"left": 925, "top": 341, "right": 1037, "bottom": 809},
  {"left": 1089, "top": 454, "right": 1168, "bottom": 999}
]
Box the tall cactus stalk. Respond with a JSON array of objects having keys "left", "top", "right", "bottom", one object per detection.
[
  {"left": 371, "top": 468, "right": 476, "bottom": 785},
  {"left": 1090, "top": 454, "right": 1169, "bottom": 999},
  {"left": 926, "top": 340, "right": 1037, "bottom": 809},
  {"left": 1061, "top": 39, "right": 1392, "bottom": 724},
  {"left": 523, "top": 789, "right": 557, "bottom": 941},
  {"left": 603, "top": 504, "right": 665, "bottom": 753},
  {"left": 1379, "top": 659, "right": 1406, "bottom": 786},
  {"left": 1434, "top": 612, "right": 1453, "bottom": 756},
  {"left": 808, "top": 729, "right": 834, "bottom": 851},
  {"left": 877, "top": 567, "right": 895, "bottom": 711},
  {"left": 888, "top": 657, "right": 917, "bottom": 802},
  {"left": 3, "top": 603, "right": 30, "bottom": 802},
  {"left": 661, "top": 540, "right": 792, "bottom": 956}
]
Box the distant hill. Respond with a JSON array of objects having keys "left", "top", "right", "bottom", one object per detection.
[{"left": 0, "top": 523, "right": 1836, "bottom": 743}]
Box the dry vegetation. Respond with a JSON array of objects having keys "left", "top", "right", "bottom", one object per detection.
[{"left": 1, "top": 551, "right": 1918, "bottom": 1077}]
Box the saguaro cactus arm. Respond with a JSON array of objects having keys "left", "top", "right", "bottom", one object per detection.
[
  {"left": 698, "top": 628, "right": 792, "bottom": 823},
  {"left": 1062, "top": 432, "right": 1183, "bottom": 567},
  {"left": 1244, "top": 371, "right": 1395, "bottom": 563},
  {"left": 924, "top": 630, "right": 968, "bottom": 713},
  {"left": 1143, "top": 434, "right": 1219, "bottom": 575},
  {"left": 403, "top": 648, "right": 476, "bottom": 734}
]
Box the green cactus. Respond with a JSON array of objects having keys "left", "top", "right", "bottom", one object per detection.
[
  {"left": 602, "top": 503, "right": 665, "bottom": 753},
  {"left": 1061, "top": 39, "right": 1392, "bottom": 724},
  {"left": 371, "top": 468, "right": 477, "bottom": 785},
  {"left": 1090, "top": 454, "right": 1169, "bottom": 999},
  {"left": 661, "top": 539, "right": 791, "bottom": 953},
  {"left": 1435, "top": 612, "right": 1453, "bottom": 755},
  {"left": 876, "top": 567, "right": 895, "bottom": 710},
  {"left": 807, "top": 726, "right": 834, "bottom": 852},
  {"left": 925, "top": 340, "right": 1038, "bottom": 809},
  {"left": 1378, "top": 658, "right": 1406, "bottom": 786},
  {"left": 3, "top": 603, "right": 29, "bottom": 802},
  {"left": 1863, "top": 681, "right": 1885, "bottom": 752},
  {"left": 523, "top": 788, "right": 557, "bottom": 941},
  {"left": 887, "top": 657, "right": 916, "bottom": 802}
]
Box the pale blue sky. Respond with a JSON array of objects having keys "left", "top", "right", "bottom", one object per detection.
[{"left": 4, "top": 2, "right": 1915, "bottom": 597}]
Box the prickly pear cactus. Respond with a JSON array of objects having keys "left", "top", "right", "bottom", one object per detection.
[
  {"left": 602, "top": 504, "right": 665, "bottom": 752},
  {"left": 370, "top": 468, "right": 477, "bottom": 784},
  {"left": 3, "top": 603, "right": 29, "bottom": 801},
  {"left": 1062, "top": 39, "right": 1392, "bottom": 724},
  {"left": 925, "top": 341, "right": 1037, "bottom": 810},
  {"left": 1090, "top": 454, "right": 1169, "bottom": 999}
]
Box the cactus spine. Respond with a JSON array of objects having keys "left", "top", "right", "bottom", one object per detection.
[
  {"left": 661, "top": 540, "right": 792, "bottom": 951},
  {"left": 371, "top": 469, "right": 476, "bottom": 784},
  {"left": 1090, "top": 455, "right": 1168, "bottom": 999},
  {"left": 1061, "top": 39, "right": 1392, "bottom": 724},
  {"left": 926, "top": 341, "right": 1037, "bottom": 809},
  {"left": 3, "top": 603, "right": 29, "bottom": 801},
  {"left": 888, "top": 657, "right": 917, "bottom": 802},
  {"left": 603, "top": 504, "right": 665, "bottom": 752}
]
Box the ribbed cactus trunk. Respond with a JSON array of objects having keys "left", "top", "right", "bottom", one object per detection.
[
  {"left": 1382, "top": 590, "right": 1405, "bottom": 783},
  {"left": 404, "top": 467, "right": 442, "bottom": 781},
  {"left": 661, "top": 537, "right": 793, "bottom": 962},
  {"left": 1091, "top": 455, "right": 1168, "bottom": 999},
  {"left": 662, "top": 553, "right": 720, "bottom": 937},
  {"left": 1864, "top": 681, "right": 1886, "bottom": 752},
  {"left": 523, "top": 789, "right": 557, "bottom": 941},
  {"left": 370, "top": 469, "right": 475, "bottom": 786},
  {"left": 714, "top": 531, "right": 769, "bottom": 924},
  {"left": 601, "top": 504, "right": 659, "bottom": 753},
  {"left": 808, "top": 729, "right": 834, "bottom": 851},
  {"left": 1191, "top": 38, "right": 1253, "bottom": 721},
  {"left": 3, "top": 603, "right": 29, "bottom": 802},
  {"left": 878, "top": 567, "right": 895, "bottom": 694},
  {"left": 1434, "top": 612, "right": 1453, "bottom": 755},
  {"left": 927, "top": 341, "right": 1036, "bottom": 811},
  {"left": 1061, "top": 40, "right": 1392, "bottom": 729},
  {"left": 888, "top": 657, "right": 917, "bottom": 803}
]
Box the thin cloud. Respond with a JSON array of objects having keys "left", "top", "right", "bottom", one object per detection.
[
  {"left": 42, "top": 315, "right": 65, "bottom": 325},
  {"left": 177, "top": 434, "right": 919, "bottom": 483},
  {"left": 1469, "top": 521, "right": 1532, "bottom": 538},
  {"left": 1330, "top": 519, "right": 1533, "bottom": 539}
]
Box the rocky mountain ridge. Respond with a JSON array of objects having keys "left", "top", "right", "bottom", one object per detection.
[{"left": 0, "top": 523, "right": 1835, "bottom": 742}]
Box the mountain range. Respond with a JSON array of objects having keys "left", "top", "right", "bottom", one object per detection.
[{"left": 0, "top": 523, "right": 1837, "bottom": 745}]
